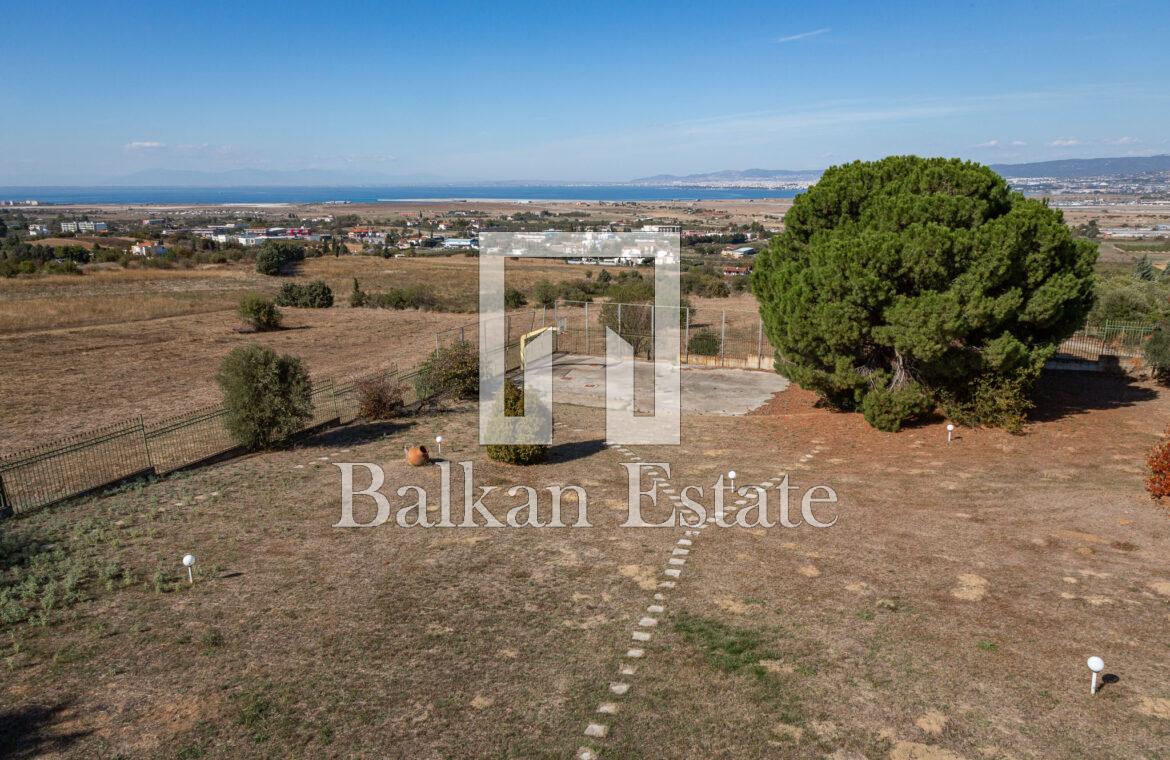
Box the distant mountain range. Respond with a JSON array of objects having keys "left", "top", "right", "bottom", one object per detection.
[
  {"left": 987, "top": 154, "right": 1170, "bottom": 178},
  {"left": 629, "top": 168, "right": 822, "bottom": 184},
  {"left": 629, "top": 155, "right": 1170, "bottom": 186},
  {"left": 94, "top": 155, "right": 1170, "bottom": 189}
]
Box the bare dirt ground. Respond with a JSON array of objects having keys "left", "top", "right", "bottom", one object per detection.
[
  {"left": 0, "top": 256, "right": 615, "bottom": 454},
  {"left": 2, "top": 371, "right": 1169, "bottom": 759}
]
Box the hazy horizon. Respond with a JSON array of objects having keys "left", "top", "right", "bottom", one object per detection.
[{"left": 3, "top": 0, "right": 1169, "bottom": 185}]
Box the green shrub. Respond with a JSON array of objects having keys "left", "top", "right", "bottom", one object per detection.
[
  {"left": 532, "top": 279, "right": 558, "bottom": 308},
  {"left": 254, "top": 241, "right": 305, "bottom": 276},
  {"left": 275, "top": 280, "right": 333, "bottom": 308},
  {"left": 688, "top": 330, "right": 720, "bottom": 356},
  {"left": 1145, "top": 323, "right": 1170, "bottom": 380},
  {"left": 682, "top": 271, "right": 730, "bottom": 298},
  {"left": 485, "top": 379, "right": 549, "bottom": 465},
  {"left": 349, "top": 278, "right": 367, "bottom": 307},
  {"left": 356, "top": 375, "right": 405, "bottom": 419},
  {"left": 504, "top": 287, "right": 527, "bottom": 309},
  {"left": 860, "top": 384, "right": 933, "bottom": 433},
  {"left": 361, "top": 285, "right": 438, "bottom": 310},
  {"left": 237, "top": 295, "right": 282, "bottom": 331},
  {"left": 415, "top": 340, "right": 478, "bottom": 401},
  {"left": 938, "top": 373, "right": 1034, "bottom": 433},
  {"left": 217, "top": 345, "right": 313, "bottom": 449},
  {"left": 1089, "top": 275, "right": 1169, "bottom": 323}
]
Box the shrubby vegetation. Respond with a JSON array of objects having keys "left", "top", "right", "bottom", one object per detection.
[
  {"left": 1147, "top": 428, "right": 1170, "bottom": 500},
  {"left": 414, "top": 340, "right": 479, "bottom": 401},
  {"left": 753, "top": 156, "right": 1097, "bottom": 432},
  {"left": 355, "top": 375, "right": 406, "bottom": 420},
  {"left": 237, "top": 295, "right": 283, "bottom": 331},
  {"left": 275, "top": 280, "right": 334, "bottom": 308},
  {"left": 255, "top": 241, "right": 307, "bottom": 276},
  {"left": 0, "top": 238, "right": 90, "bottom": 276},
  {"left": 217, "top": 344, "right": 313, "bottom": 449},
  {"left": 687, "top": 330, "right": 720, "bottom": 356},
  {"left": 485, "top": 379, "right": 549, "bottom": 465}
]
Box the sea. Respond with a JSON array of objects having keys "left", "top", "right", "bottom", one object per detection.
[{"left": 0, "top": 185, "right": 801, "bottom": 206}]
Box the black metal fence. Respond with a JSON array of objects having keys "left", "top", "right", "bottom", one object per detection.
[
  {"left": 0, "top": 369, "right": 382, "bottom": 517},
  {"left": 0, "top": 306, "right": 1154, "bottom": 517}
]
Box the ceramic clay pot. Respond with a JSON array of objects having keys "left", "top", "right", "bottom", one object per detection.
[{"left": 405, "top": 445, "right": 430, "bottom": 466}]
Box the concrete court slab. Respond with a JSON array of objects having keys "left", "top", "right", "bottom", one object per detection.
[{"left": 513, "top": 354, "right": 789, "bottom": 416}]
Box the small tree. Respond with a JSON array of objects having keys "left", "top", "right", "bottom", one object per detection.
[
  {"left": 485, "top": 379, "right": 549, "bottom": 465},
  {"left": 415, "top": 340, "right": 478, "bottom": 401},
  {"left": 1144, "top": 321, "right": 1170, "bottom": 380},
  {"left": 532, "top": 279, "right": 558, "bottom": 308},
  {"left": 1134, "top": 254, "right": 1156, "bottom": 282},
  {"left": 599, "top": 280, "right": 655, "bottom": 358},
  {"left": 504, "top": 287, "right": 527, "bottom": 310},
  {"left": 302, "top": 280, "right": 334, "bottom": 308},
  {"left": 255, "top": 246, "right": 284, "bottom": 276},
  {"left": 238, "top": 295, "right": 282, "bottom": 331},
  {"left": 217, "top": 345, "right": 313, "bottom": 449}
]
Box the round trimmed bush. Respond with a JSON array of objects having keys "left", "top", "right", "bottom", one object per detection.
[{"left": 238, "top": 295, "right": 282, "bottom": 331}]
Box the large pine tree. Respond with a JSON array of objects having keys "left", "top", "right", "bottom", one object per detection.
[{"left": 752, "top": 156, "right": 1097, "bottom": 431}]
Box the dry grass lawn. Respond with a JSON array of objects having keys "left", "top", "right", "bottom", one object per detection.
[{"left": 2, "top": 372, "right": 1170, "bottom": 758}]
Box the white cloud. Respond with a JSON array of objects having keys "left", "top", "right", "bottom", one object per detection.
[
  {"left": 973, "top": 139, "right": 1001, "bottom": 148},
  {"left": 1106, "top": 136, "right": 1139, "bottom": 145},
  {"left": 126, "top": 140, "right": 164, "bottom": 150},
  {"left": 1048, "top": 138, "right": 1081, "bottom": 147},
  {"left": 1010, "top": 140, "right": 1027, "bottom": 146},
  {"left": 775, "top": 27, "right": 830, "bottom": 43}
]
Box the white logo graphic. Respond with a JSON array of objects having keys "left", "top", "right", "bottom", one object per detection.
[{"left": 479, "top": 232, "right": 681, "bottom": 445}]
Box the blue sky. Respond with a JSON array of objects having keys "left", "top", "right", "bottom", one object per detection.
[{"left": 2, "top": 0, "right": 1168, "bottom": 184}]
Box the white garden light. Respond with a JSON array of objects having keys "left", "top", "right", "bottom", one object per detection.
[
  {"left": 182, "top": 553, "right": 196, "bottom": 584},
  {"left": 727, "top": 470, "right": 737, "bottom": 493},
  {"left": 1088, "top": 656, "right": 1104, "bottom": 694},
  {"left": 435, "top": 435, "right": 443, "bottom": 455},
  {"left": 946, "top": 423, "right": 955, "bottom": 444}
]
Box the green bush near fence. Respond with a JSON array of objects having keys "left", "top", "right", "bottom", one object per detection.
[
  {"left": 414, "top": 340, "right": 479, "bottom": 401},
  {"left": 1145, "top": 322, "right": 1170, "bottom": 380},
  {"left": 217, "top": 345, "right": 313, "bottom": 450},
  {"left": 688, "top": 330, "right": 720, "bottom": 356}
]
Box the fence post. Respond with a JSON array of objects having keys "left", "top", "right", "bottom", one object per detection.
[
  {"left": 459, "top": 326, "right": 465, "bottom": 344},
  {"left": 756, "top": 318, "right": 764, "bottom": 369},
  {"left": 719, "top": 310, "right": 727, "bottom": 366},
  {"left": 137, "top": 416, "right": 154, "bottom": 472},
  {"left": 584, "top": 301, "right": 590, "bottom": 355},
  {"left": 618, "top": 303, "right": 623, "bottom": 336},
  {"left": 0, "top": 474, "right": 11, "bottom": 519},
  {"left": 684, "top": 307, "right": 691, "bottom": 363}
]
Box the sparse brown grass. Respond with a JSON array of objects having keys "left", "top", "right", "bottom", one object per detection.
[{"left": 2, "top": 373, "right": 1170, "bottom": 758}]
